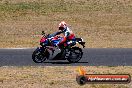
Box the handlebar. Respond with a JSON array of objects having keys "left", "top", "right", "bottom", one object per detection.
[{"left": 42, "top": 31, "right": 49, "bottom": 38}]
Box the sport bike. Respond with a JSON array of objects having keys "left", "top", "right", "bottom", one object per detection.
[{"left": 32, "top": 31, "right": 85, "bottom": 63}]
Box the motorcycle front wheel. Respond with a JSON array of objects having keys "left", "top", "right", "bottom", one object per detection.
[
  {"left": 67, "top": 47, "right": 83, "bottom": 63},
  {"left": 32, "top": 48, "right": 49, "bottom": 63}
]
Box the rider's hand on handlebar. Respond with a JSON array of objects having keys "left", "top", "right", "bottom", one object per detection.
[{"left": 48, "top": 37, "right": 54, "bottom": 40}]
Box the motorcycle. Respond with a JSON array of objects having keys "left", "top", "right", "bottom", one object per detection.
[{"left": 32, "top": 31, "right": 85, "bottom": 63}]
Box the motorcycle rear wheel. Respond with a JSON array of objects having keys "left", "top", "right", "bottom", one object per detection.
[{"left": 67, "top": 47, "right": 83, "bottom": 63}]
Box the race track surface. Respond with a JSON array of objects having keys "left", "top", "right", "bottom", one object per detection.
[{"left": 0, "top": 48, "right": 132, "bottom": 66}]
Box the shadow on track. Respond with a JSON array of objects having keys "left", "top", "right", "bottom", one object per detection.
[{"left": 42, "top": 61, "right": 89, "bottom": 64}]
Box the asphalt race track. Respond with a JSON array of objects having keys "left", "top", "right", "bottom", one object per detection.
[{"left": 0, "top": 48, "right": 132, "bottom": 66}]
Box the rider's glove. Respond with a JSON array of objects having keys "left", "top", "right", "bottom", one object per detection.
[{"left": 48, "top": 37, "right": 54, "bottom": 40}]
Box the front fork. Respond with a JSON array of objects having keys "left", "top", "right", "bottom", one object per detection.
[
  {"left": 36, "top": 47, "right": 46, "bottom": 52},
  {"left": 36, "top": 47, "right": 50, "bottom": 58}
]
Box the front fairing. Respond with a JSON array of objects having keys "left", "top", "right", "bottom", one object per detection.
[
  {"left": 40, "top": 37, "right": 49, "bottom": 46},
  {"left": 40, "top": 37, "right": 46, "bottom": 43}
]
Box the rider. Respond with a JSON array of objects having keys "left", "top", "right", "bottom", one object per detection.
[{"left": 51, "top": 21, "right": 76, "bottom": 48}]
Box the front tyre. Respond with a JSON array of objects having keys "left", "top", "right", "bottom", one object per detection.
[
  {"left": 67, "top": 47, "right": 83, "bottom": 63},
  {"left": 32, "top": 48, "right": 48, "bottom": 63}
]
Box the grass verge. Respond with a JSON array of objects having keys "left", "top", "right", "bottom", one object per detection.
[
  {"left": 0, "top": 66, "right": 132, "bottom": 88},
  {"left": 0, "top": 0, "right": 132, "bottom": 48}
]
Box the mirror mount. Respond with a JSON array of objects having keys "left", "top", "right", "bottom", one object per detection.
[{"left": 42, "top": 31, "right": 45, "bottom": 35}]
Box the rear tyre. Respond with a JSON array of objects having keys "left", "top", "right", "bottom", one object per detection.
[
  {"left": 32, "top": 49, "right": 49, "bottom": 63},
  {"left": 67, "top": 47, "right": 83, "bottom": 63}
]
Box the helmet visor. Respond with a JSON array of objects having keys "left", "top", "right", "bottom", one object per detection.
[{"left": 59, "top": 27, "right": 64, "bottom": 30}]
